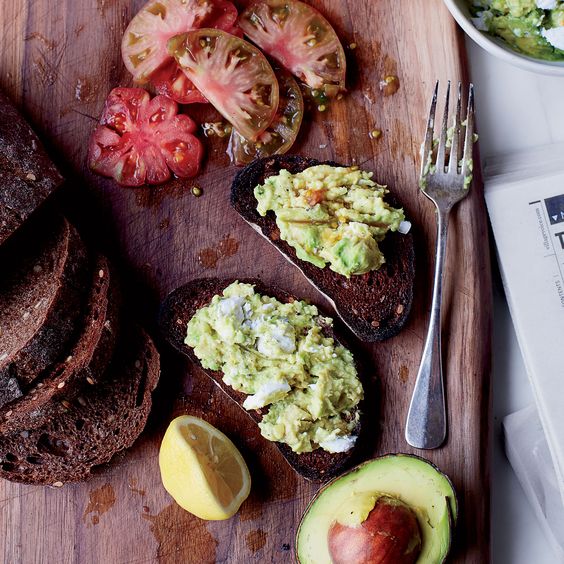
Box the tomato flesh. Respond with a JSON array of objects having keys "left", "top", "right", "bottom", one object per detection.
[
  {"left": 151, "top": 60, "right": 208, "bottom": 104},
  {"left": 228, "top": 68, "right": 303, "bottom": 165},
  {"left": 169, "top": 29, "right": 279, "bottom": 141},
  {"left": 240, "top": 0, "right": 346, "bottom": 97},
  {"left": 88, "top": 87, "right": 203, "bottom": 186},
  {"left": 121, "top": 0, "right": 240, "bottom": 103}
]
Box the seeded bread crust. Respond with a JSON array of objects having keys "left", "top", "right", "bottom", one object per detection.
[
  {"left": 0, "top": 90, "right": 63, "bottom": 247},
  {"left": 159, "top": 277, "right": 364, "bottom": 482},
  {"left": 230, "top": 155, "right": 415, "bottom": 342},
  {"left": 0, "top": 327, "right": 160, "bottom": 486},
  {"left": 0, "top": 216, "right": 90, "bottom": 402},
  {"left": 0, "top": 255, "right": 121, "bottom": 433}
]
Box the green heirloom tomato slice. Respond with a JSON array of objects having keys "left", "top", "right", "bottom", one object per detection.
[
  {"left": 228, "top": 68, "right": 303, "bottom": 165},
  {"left": 239, "top": 0, "right": 346, "bottom": 98},
  {"left": 121, "top": 0, "right": 240, "bottom": 104},
  {"left": 88, "top": 87, "right": 203, "bottom": 186},
  {"left": 169, "top": 29, "right": 279, "bottom": 141}
]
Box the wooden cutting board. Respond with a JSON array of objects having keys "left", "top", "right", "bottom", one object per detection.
[{"left": 0, "top": 0, "right": 491, "bottom": 562}]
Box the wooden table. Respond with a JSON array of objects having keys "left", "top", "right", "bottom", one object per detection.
[{"left": 0, "top": 0, "right": 491, "bottom": 561}]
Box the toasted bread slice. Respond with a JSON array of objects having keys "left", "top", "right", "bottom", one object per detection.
[
  {"left": 0, "top": 216, "right": 90, "bottom": 401},
  {"left": 0, "top": 327, "right": 160, "bottom": 486},
  {"left": 159, "top": 277, "right": 364, "bottom": 482},
  {"left": 230, "top": 155, "right": 415, "bottom": 342},
  {"left": 0, "top": 90, "right": 63, "bottom": 247},
  {"left": 0, "top": 255, "right": 121, "bottom": 433}
]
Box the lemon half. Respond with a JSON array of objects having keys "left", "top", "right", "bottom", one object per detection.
[{"left": 159, "top": 415, "right": 251, "bottom": 520}]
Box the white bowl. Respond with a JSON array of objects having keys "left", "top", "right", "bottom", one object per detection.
[{"left": 443, "top": 0, "right": 564, "bottom": 76}]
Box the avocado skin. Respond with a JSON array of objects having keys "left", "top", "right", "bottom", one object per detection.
[{"left": 296, "top": 453, "right": 457, "bottom": 564}]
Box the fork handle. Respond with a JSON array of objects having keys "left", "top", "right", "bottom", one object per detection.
[{"left": 405, "top": 208, "right": 449, "bottom": 449}]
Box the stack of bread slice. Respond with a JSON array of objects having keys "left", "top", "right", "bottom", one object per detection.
[{"left": 0, "top": 92, "right": 159, "bottom": 486}]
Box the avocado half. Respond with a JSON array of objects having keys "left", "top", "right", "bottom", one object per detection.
[{"left": 296, "top": 454, "right": 457, "bottom": 564}]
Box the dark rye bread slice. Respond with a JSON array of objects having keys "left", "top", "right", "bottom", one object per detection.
[
  {"left": 230, "top": 155, "right": 415, "bottom": 342},
  {"left": 0, "top": 327, "right": 160, "bottom": 486},
  {"left": 0, "top": 90, "right": 63, "bottom": 246},
  {"left": 0, "top": 216, "right": 90, "bottom": 402},
  {"left": 159, "top": 277, "right": 364, "bottom": 482},
  {"left": 0, "top": 255, "right": 121, "bottom": 433}
]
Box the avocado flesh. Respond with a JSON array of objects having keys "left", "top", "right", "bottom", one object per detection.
[
  {"left": 470, "top": 2, "right": 564, "bottom": 61},
  {"left": 296, "top": 454, "right": 457, "bottom": 564},
  {"left": 490, "top": 15, "right": 564, "bottom": 61},
  {"left": 253, "top": 165, "right": 405, "bottom": 277}
]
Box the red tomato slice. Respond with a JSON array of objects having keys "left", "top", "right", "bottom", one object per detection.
[
  {"left": 88, "top": 87, "right": 203, "bottom": 186},
  {"left": 151, "top": 60, "right": 208, "bottom": 104},
  {"left": 121, "top": 0, "right": 240, "bottom": 103},
  {"left": 169, "top": 29, "right": 279, "bottom": 141},
  {"left": 228, "top": 68, "right": 303, "bottom": 165},
  {"left": 239, "top": 0, "right": 346, "bottom": 98}
]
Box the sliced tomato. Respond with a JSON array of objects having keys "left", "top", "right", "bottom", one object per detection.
[
  {"left": 121, "top": 0, "right": 240, "bottom": 103},
  {"left": 228, "top": 68, "right": 303, "bottom": 165},
  {"left": 239, "top": 0, "right": 346, "bottom": 98},
  {"left": 88, "top": 87, "right": 203, "bottom": 186},
  {"left": 169, "top": 29, "right": 279, "bottom": 141},
  {"left": 151, "top": 60, "right": 208, "bottom": 104}
]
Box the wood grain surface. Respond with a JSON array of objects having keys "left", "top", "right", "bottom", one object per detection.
[{"left": 0, "top": 0, "right": 492, "bottom": 562}]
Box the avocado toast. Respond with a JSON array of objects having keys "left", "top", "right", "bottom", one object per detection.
[
  {"left": 159, "top": 277, "right": 366, "bottom": 482},
  {"left": 230, "top": 155, "right": 415, "bottom": 342}
]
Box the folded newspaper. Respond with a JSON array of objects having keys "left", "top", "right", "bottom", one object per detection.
[{"left": 484, "top": 141, "right": 564, "bottom": 512}]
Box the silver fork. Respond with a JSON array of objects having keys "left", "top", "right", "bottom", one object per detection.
[{"left": 405, "top": 81, "right": 475, "bottom": 450}]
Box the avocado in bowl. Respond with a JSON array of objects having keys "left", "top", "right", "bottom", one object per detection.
[
  {"left": 296, "top": 454, "right": 457, "bottom": 564},
  {"left": 444, "top": 0, "right": 564, "bottom": 75}
]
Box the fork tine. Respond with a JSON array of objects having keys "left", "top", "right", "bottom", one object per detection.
[
  {"left": 435, "top": 81, "right": 451, "bottom": 173},
  {"left": 448, "top": 82, "right": 462, "bottom": 173},
  {"left": 461, "top": 84, "right": 475, "bottom": 179},
  {"left": 421, "top": 81, "right": 439, "bottom": 177}
]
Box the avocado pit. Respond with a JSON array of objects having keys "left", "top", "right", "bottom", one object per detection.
[{"left": 327, "top": 495, "right": 422, "bottom": 564}]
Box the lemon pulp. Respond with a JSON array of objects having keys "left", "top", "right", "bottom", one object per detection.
[{"left": 159, "top": 415, "right": 251, "bottom": 520}]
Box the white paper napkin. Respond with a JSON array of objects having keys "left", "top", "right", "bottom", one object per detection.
[{"left": 504, "top": 405, "right": 564, "bottom": 562}]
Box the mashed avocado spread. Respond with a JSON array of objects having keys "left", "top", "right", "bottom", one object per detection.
[
  {"left": 254, "top": 165, "right": 405, "bottom": 278},
  {"left": 469, "top": 0, "right": 564, "bottom": 60},
  {"left": 185, "top": 282, "right": 363, "bottom": 454}
]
